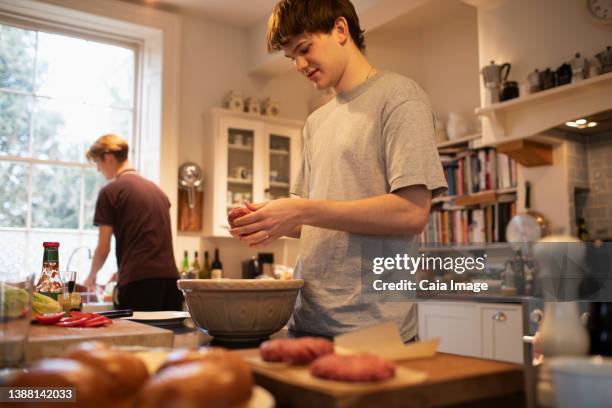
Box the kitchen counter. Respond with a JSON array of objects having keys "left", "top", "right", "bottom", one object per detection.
[
  {"left": 236, "top": 348, "right": 525, "bottom": 408},
  {"left": 26, "top": 319, "right": 174, "bottom": 362},
  {"left": 416, "top": 291, "right": 536, "bottom": 304}
]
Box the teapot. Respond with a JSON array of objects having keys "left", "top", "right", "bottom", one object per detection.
[
  {"left": 595, "top": 45, "right": 612, "bottom": 74},
  {"left": 570, "top": 53, "right": 587, "bottom": 82},
  {"left": 556, "top": 63, "right": 572, "bottom": 86},
  {"left": 527, "top": 69, "right": 541, "bottom": 93},
  {"left": 539, "top": 68, "right": 557, "bottom": 91},
  {"left": 481, "top": 60, "right": 511, "bottom": 87},
  {"left": 500, "top": 81, "right": 519, "bottom": 101}
]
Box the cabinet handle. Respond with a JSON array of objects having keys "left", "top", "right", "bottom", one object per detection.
[
  {"left": 530, "top": 309, "right": 543, "bottom": 324},
  {"left": 492, "top": 311, "right": 507, "bottom": 322}
]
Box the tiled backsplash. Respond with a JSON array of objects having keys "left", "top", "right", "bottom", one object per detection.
[{"left": 568, "top": 134, "right": 612, "bottom": 240}]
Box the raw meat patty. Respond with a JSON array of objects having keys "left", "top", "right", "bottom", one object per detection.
[
  {"left": 309, "top": 353, "right": 396, "bottom": 382},
  {"left": 260, "top": 337, "right": 334, "bottom": 364},
  {"left": 227, "top": 207, "right": 251, "bottom": 228}
]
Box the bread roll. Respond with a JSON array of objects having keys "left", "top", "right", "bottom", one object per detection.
[
  {"left": 139, "top": 360, "right": 252, "bottom": 408},
  {"left": 63, "top": 346, "right": 149, "bottom": 397},
  {"left": 7, "top": 358, "right": 115, "bottom": 408},
  {"left": 141, "top": 348, "right": 252, "bottom": 407}
]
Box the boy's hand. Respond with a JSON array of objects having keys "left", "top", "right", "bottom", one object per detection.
[{"left": 230, "top": 198, "right": 304, "bottom": 247}]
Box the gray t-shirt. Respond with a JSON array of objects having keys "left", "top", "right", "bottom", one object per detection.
[{"left": 290, "top": 70, "right": 448, "bottom": 341}]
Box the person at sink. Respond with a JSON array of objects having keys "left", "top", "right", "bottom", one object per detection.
[
  {"left": 229, "top": 0, "right": 447, "bottom": 342},
  {"left": 83, "top": 134, "right": 182, "bottom": 311}
]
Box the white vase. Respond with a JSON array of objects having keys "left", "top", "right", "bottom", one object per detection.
[{"left": 446, "top": 113, "right": 469, "bottom": 140}]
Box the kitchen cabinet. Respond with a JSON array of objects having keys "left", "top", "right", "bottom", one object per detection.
[
  {"left": 418, "top": 301, "right": 523, "bottom": 363},
  {"left": 480, "top": 304, "right": 523, "bottom": 363},
  {"left": 418, "top": 301, "right": 482, "bottom": 358},
  {"left": 204, "top": 108, "right": 303, "bottom": 237}
]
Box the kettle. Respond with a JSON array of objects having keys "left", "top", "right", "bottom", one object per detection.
[
  {"left": 481, "top": 60, "right": 511, "bottom": 87},
  {"left": 481, "top": 61, "right": 511, "bottom": 105}
]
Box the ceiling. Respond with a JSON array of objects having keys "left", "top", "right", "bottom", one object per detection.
[
  {"left": 371, "top": 0, "right": 472, "bottom": 33},
  {"left": 118, "top": 0, "right": 278, "bottom": 27},
  {"left": 119, "top": 0, "right": 371, "bottom": 28}
]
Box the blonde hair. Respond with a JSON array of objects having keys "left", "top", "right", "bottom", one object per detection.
[{"left": 86, "top": 134, "right": 129, "bottom": 163}]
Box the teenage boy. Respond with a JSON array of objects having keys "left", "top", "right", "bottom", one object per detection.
[{"left": 230, "top": 0, "right": 447, "bottom": 341}]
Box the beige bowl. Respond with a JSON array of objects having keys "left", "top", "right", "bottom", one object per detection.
[{"left": 177, "top": 279, "right": 303, "bottom": 345}]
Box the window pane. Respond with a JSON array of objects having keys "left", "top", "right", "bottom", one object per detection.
[
  {"left": 31, "top": 98, "right": 85, "bottom": 162},
  {"left": 89, "top": 106, "right": 132, "bottom": 142},
  {"left": 35, "top": 32, "right": 134, "bottom": 108},
  {"left": 31, "top": 164, "right": 80, "bottom": 228},
  {"left": 0, "top": 92, "right": 32, "bottom": 157},
  {"left": 83, "top": 168, "right": 105, "bottom": 230},
  {"left": 35, "top": 32, "right": 89, "bottom": 102},
  {"left": 0, "top": 24, "right": 36, "bottom": 92},
  {"left": 79, "top": 233, "right": 117, "bottom": 285},
  {"left": 0, "top": 161, "right": 28, "bottom": 227},
  {"left": 0, "top": 230, "right": 27, "bottom": 280},
  {"left": 84, "top": 41, "right": 134, "bottom": 108}
]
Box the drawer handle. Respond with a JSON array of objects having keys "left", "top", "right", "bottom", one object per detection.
[{"left": 492, "top": 311, "right": 507, "bottom": 322}]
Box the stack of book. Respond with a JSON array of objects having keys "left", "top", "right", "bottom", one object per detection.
[
  {"left": 421, "top": 148, "right": 519, "bottom": 245},
  {"left": 421, "top": 202, "right": 517, "bottom": 244},
  {"left": 441, "top": 148, "right": 517, "bottom": 197}
]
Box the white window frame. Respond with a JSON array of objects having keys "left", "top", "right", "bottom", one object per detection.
[{"left": 0, "top": 0, "right": 181, "bottom": 274}]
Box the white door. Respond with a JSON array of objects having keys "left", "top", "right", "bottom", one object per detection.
[
  {"left": 481, "top": 304, "right": 523, "bottom": 363},
  {"left": 418, "top": 302, "right": 482, "bottom": 358}
]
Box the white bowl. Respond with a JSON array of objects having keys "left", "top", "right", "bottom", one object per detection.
[
  {"left": 549, "top": 356, "right": 612, "bottom": 408},
  {"left": 177, "top": 279, "right": 303, "bottom": 346}
]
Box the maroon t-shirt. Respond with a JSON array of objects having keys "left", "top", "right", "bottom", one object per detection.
[{"left": 94, "top": 172, "right": 178, "bottom": 286}]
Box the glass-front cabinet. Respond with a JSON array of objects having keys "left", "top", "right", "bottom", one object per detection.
[{"left": 204, "top": 108, "right": 302, "bottom": 237}]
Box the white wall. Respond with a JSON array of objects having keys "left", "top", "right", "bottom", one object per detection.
[
  {"left": 175, "top": 14, "right": 310, "bottom": 277},
  {"left": 366, "top": 2, "right": 480, "bottom": 130}
]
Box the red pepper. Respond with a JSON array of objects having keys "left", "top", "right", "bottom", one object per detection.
[
  {"left": 82, "top": 316, "right": 112, "bottom": 327},
  {"left": 70, "top": 311, "right": 95, "bottom": 319},
  {"left": 56, "top": 316, "right": 88, "bottom": 327},
  {"left": 35, "top": 312, "right": 65, "bottom": 325}
]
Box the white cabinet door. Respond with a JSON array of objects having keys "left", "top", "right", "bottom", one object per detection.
[
  {"left": 262, "top": 124, "right": 301, "bottom": 201},
  {"left": 204, "top": 109, "right": 303, "bottom": 237},
  {"left": 211, "top": 116, "right": 264, "bottom": 237},
  {"left": 481, "top": 304, "right": 523, "bottom": 363},
  {"left": 418, "top": 302, "right": 482, "bottom": 358}
]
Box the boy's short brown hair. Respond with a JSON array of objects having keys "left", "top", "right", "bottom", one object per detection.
[
  {"left": 86, "top": 134, "right": 129, "bottom": 163},
  {"left": 267, "top": 0, "right": 365, "bottom": 53}
]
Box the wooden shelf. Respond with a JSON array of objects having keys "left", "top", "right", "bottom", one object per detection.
[
  {"left": 227, "top": 177, "right": 252, "bottom": 185},
  {"left": 418, "top": 243, "right": 515, "bottom": 253},
  {"left": 436, "top": 133, "right": 482, "bottom": 149},
  {"left": 270, "top": 181, "right": 290, "bottom": 188},
  {"left": 228, "top": 144, "right": 253, "bottom": 152},
  {"left": 475, "top": 71, "right": 612, "bottom": 145},
  {"left": 432, "top": 187, "right": 517, "bottom": 206},
  {"left": 270, "top": 149, "right": 290, "bottom": 156}
]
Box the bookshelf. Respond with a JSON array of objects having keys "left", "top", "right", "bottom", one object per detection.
[{"left": 422, "top": 141, "right": 520, "bottom": 247}]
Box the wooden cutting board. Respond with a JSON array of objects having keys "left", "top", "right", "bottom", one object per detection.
[
  {"left": 236, "top": 349, "right": 525, "bottom": 408},
  {"left": 27, "top": 319, "right": 174, "bottom": 362}
]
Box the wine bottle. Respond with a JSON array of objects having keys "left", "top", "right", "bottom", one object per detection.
[
  {"left": 191, "top": 251, "right": 201, "bottom": 279},
  {"left": 201, "top": 251, "right": 212, "bottom": 279},
  {"left": 181, "top": 250, "right": 189, "bottom": 279},
  {"left": 211, "top": 248, "right": 223, "bottom": 279}
]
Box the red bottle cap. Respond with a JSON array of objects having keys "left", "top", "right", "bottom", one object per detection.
[{"left": 43, "top": 242, "right": 60, "bottom": 248}]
